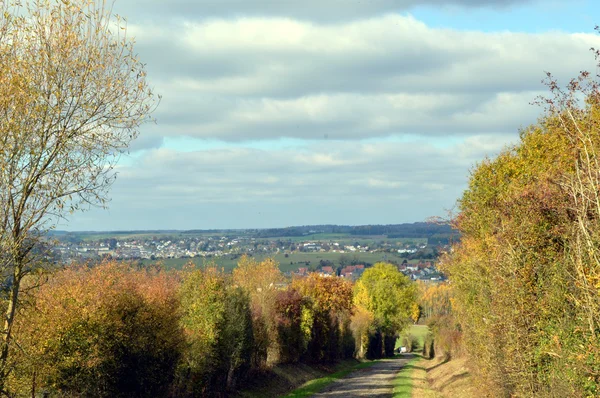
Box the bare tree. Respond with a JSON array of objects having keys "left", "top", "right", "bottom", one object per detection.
[{"left": 0, "top": 0, "right": 157, "bottom": 388}]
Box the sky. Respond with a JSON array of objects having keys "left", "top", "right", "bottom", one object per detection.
[{"left": 64, "top": 0, "right": 600, "bottom": 231}]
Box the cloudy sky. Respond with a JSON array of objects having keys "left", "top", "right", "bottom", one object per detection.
[{"left": 64, "top": 0, "right": 600, "bottom": 231}]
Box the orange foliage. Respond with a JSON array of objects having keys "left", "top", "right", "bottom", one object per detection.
[
  {"left": 292, "top": 273, "right": 353, "bottom": 315},
  {"left": 418, "top": 282, "right": 453, "bottom": 320},
  {"left": 10, "top": 261, "right": 182, "bottom": 397}
]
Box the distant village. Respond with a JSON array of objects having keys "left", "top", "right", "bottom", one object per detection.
[{"left": 50, "top": 233, "right": 446, "bottom": 282}]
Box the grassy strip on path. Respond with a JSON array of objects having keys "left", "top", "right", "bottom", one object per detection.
[
  {"left": 393, "top": 325, "right": 434, "bottom": 397},
  {"left": 392, "top": 355, "right": 421, "bottom": 397},
  {"left": 284, "top": 360, "right": 379, "bottom": 397}
]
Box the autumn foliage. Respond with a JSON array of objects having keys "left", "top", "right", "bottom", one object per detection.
[
  {"left": 292, "top": 273, "right": 355, "bottom": 362},
  {"left": 441, "top": 52, "right": 600, "bottom": 397},
  {"left": 3, "top": 257, "right": 416, "bottom": 396},
  {"left": 417, "top": 282, "right": 461, "bottom": 359},
  {"left": 9, "top": 262, "right": 182, "bottom": 397}
]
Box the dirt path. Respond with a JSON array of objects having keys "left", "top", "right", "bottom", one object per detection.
[{"left": 310, "top": 354, "right": 413, "bottom": 397}]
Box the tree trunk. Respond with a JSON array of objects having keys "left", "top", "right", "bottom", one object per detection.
[
  {"left": 0, "top": 262, "right": 22, "bottom": 390},
  {"left": 226, "top": 366, "right": 236, "bottom": 392}
]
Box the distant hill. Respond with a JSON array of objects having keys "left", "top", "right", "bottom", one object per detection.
[
  {"left": 247, "top": 223, "right": 457, "bottom": 244},
  {"left": 50, "top": 222, "right": 458, "bottom": 245}
]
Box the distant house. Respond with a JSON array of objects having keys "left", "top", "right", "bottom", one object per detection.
[
  {"left": 302, "top": 242, "right": 321, "bottom": 252},
  {"left": 341, "top": 265, "right": 354, "bottom": 273},
  {"left": 321, "top": 266, "right": 334, "bottom": 274},
  {"left": 341, "top": 271, "right": 353, "bottom": 279}
]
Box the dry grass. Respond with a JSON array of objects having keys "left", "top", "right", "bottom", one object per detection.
[{"left": 412, "top": 355, "right": 474, "bottom": 398}]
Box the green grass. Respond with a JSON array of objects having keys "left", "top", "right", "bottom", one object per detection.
[
  {"left": 140, "top": 251, "right": 426, "bottom": 273},
  {"left": 392, "top": 355, "right": 421, "bottom": 397},
  {"left": 392, "top": 325, "right": 430, "bottom": 397},
  {"left": 406, "top": 324, "right": 430, "bottom": 350},
  {"left": 271, "top": 251, "right": 410, "bottom": 272},
  {"left": 283, "top": 360, "right": 378, "bottom": 397},
  {"left": 397, "top": 324, "right": 430, "bottom": 351}
]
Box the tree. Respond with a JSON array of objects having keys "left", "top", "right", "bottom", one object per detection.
[
  {"left": 410, "top": 302, "right": 421, "bottom": 324},
  {"left": 440, "top": 43, "right": 600, "bottom": 395},
  {"left": 214, "top": 287, "right": 254, "bottom": 392},
  {"left": 272, "top": 287, "right": 307, "bottom": 363},
  {"left": 178, "top": 267, "right": 228, "bottom": 395},
  {"left": 8, "top": 262, "right": 182, "bottom": 397},
  {"left": 355, "top": 263, "right": 416, "bottom": 357},
  {"left": 178, "top": 266, "right": 255, "bottom": 395},
  {"left": 0, "top": 0, "right": 157, "bottom": 385},
  {"left": 292, "top": 274, "right": 354, "bottom": 362},
  {"left": 232, "top": 256, "right": 283, "bottom": 364},
  {"left": 338, "top": 254, "right": 351, "bottom": 267},
  {"left": 350, "top": 305, "right": 374, "bottom": 359}
]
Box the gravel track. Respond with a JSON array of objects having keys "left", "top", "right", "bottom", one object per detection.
[{"left": 310, "top": 354, "right": 413, "bottom": 397}]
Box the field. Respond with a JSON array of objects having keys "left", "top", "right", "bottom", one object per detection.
[{"left": 140, "top": 251, "right": 423, "bottom": 273}]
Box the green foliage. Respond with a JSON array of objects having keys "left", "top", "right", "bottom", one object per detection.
[
  {"left": 233, "top": 256, "right": 283, "bottom": 365},
  {"left": 426, "top": 314, "right": 461, "bottom": 360},
  {"left": 178, "top": 267, "right": 227, "bottom": 390},
  {"left": 177, "top": 266, "right": 255, "bottom": 395},
  {"left": 215, "top": 287, "right": 254, "bottom": 391},
  {"left": 356, "top": 263, "right": 416, "bottom": 334},
  {"left": 401, "top": 335, "right": 417, "bottom": 353}
]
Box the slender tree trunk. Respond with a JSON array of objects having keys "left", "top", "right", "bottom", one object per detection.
[
  {"left": 31, "top": 369, "right": 36, "bottom": 398},
  {"left": 226, "top": 366, "right": 236, "bottom": 392},
  {"left": 0, "top": 262, "right": 22, "bottom": 390},
  {"left": 359, "top": 333, "right": 364, "bottom": 358}
]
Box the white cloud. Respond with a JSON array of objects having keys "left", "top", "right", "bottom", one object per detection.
[
  {"left": 62, "top": 3, "right": 598, "bottom": 229},
  {"left": 124, "top": 15, "right": 600, "bottom": 146},
  {"left": 66, "top": 135, "right": 511, "bottom": 229}
]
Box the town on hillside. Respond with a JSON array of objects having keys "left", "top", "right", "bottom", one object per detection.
[{"left": 46, "top": 223, "right": 452, "bottom": 282}]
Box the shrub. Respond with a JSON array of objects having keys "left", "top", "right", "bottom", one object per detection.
[
  {"left": 440, "top": 62, "right": 600, "bottom": 395},
  {"left": 273, "top": 288, "right": 307, "bottom": 363},
  {"left": 177, "top": 266, "right": 254, "bottom": 396},
  {"left": 400, "top": 334, "right": 417, "bottom": 354},
  {"left": 366, "top": 331, "right": 383, "bottom": 359},
  {"left": 233, "top": 256, "right": 284, "bottom": 365},
  {"left": 422, "top": 333, "right": 435, "bottom": 360},
  {"left": 214, "top": 287, "right": 254, "bottom": 391},
  {"left": 9, "top": 262, "right": 183, "bottom": 398}
]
